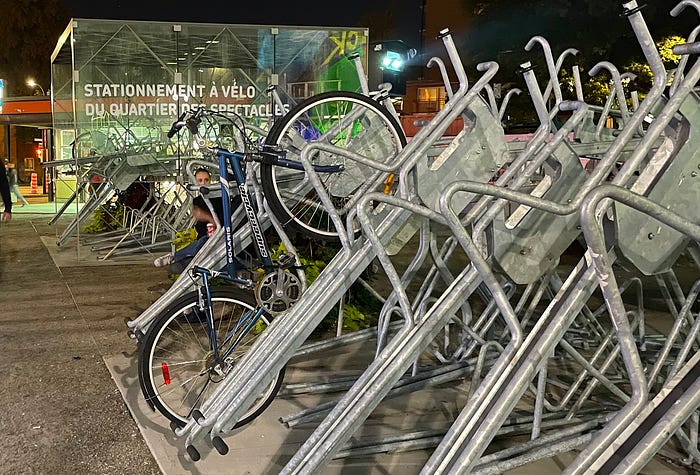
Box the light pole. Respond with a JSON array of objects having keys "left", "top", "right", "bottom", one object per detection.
[{"left": 26, "top": 79, "right": 45, "bottom": 95}]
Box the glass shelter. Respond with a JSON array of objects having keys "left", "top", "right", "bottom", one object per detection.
[
  {"left": 47, "top": 18, "right": 369, "bottom": 254},
  {"left": 51, "top": 18, "right": 368, "bottom": 165}
]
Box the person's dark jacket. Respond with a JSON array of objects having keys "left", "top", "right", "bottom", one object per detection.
[
  {"left": 0, "top": 162, "right": 12, "bottom": 213},
  {"left": 192, "top": 194, "right": 242, "bottom": 239}
]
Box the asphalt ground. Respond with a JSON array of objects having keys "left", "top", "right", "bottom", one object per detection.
[
  {"left": 0, "top": 209, "right": 456, "bottom": 475},
  {"left": 0, "top": 211, "right": 171, "bottom": 474}
]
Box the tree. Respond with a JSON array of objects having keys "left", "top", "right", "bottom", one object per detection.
[
  {"left": 450, "top": 0, "right": 694, "bottom": 89},
  {"left": 0, "top": 0, "right": 71, "bottom": 96},
  {"left": 584, "top": 35, "right": 685, "bottom": 107}
]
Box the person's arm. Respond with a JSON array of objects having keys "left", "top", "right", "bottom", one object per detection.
[{"left": 0, "top": 161, "right": 12, "bottom": 221}]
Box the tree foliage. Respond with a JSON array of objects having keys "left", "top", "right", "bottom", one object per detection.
[
  {"left": 454, "top": 0, "right": 695, "bottom": 125},
  {"left": 657, "top": 35, "right": 685, "bottom": 65},
  {"left": 0, "top": 0, "right": 71, "bottom": 96},
  {"left": 499, "top": 30, "right": 688, "bottom": 126},
  {"left": 445, "top": 0, "right": 694, "bottom": 97},
  {"left": 577, "top": 35, "right": 685, "bottom": 108}
]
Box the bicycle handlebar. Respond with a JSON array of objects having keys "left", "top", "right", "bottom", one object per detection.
[
  {"left": 167, "top": 112, "right": 187, "bottom": 138},
  {"left": 167, "top": 109, "right": 204, "bottom": 138},
  {"left": 166, "top": 108, "right": 287, "bottom": 161}
]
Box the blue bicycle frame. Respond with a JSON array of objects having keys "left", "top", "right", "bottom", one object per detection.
[{"left": 189, "top": 146, "right": 342, "bottom": 360}]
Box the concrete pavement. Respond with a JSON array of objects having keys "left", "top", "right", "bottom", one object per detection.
[{"left": 0, "top": 212, "right": 166, "bottom": 474}]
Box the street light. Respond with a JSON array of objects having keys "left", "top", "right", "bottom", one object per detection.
[
  {"left": 371, "top": 40, "right": 417, "bottom": 96},
  {"left": 26, "top": 79, "right": 45, "bottom": 95}
]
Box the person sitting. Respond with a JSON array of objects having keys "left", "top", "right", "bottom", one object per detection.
[{"left": 154, "top": 168, "right": 240, "bottom": 272}]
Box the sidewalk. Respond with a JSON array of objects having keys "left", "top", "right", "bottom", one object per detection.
[
  {"left": 0, "top": 213, "right": 167, "bottom": 474},
  {"left": 14, "top": 184, "right": 50, "bottom": 204},
  {"left": 8, "top": 184, "right": 79, "bottom": 215},
  {"left": 1, "top": 214, "right": 451, "bottom": 474},
  {"left": 9, "top": 201, "right": 82, "bottom": 215}
]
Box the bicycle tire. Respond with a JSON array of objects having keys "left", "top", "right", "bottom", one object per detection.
[
  {"left": 261, "top": 91, "right": 406, "bottom": 241},
  {"left": 137, "top": 286, "right": 285, "bottom": 428}
]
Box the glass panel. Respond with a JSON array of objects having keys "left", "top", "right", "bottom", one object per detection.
[
  {"left": 49, "top": 19, "right": 369, "bottom": 259},
  {"left": 51, "top": 20, "right": 369, "bottom": 160}
]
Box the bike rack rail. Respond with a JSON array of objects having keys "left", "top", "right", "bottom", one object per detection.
[{"left": 125, "top": 2, "right": 700, "bottom": 473}]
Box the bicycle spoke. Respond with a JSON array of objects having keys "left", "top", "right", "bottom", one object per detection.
[{"left": 140, "top": 288, "right": 283, "bottom": 428}]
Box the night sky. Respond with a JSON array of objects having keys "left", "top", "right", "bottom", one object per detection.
[{"left": 62, "top": 0, "right": 423, "bottom": 45}]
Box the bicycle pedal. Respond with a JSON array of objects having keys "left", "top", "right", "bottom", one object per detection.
[{"left": 277, "top": 253, "right": 295, "bottom": 269}]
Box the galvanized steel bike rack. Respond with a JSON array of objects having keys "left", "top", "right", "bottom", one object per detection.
[{"left": 130, "top": 3, "right": 700, "bottom": 472}]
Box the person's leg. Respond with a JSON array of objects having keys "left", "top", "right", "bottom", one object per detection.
[
  {"left": 12, "top": 185, "right": 28, "bottom": 206},
  {"left": 154, "top": 236, "right": 209, "bottom": 268},
  {"left": 173, "top": 235, "right": 208, "bottom": 263},
  {"left": 17, "top": 187, "right": 29, "bottom": 206}
]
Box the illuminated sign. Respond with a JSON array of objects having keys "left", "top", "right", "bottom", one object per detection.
[{"left": 79, "top": 81, "right": 290, "bottom": 118}]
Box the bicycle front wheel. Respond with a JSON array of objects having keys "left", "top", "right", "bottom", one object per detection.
[
  {"left": 262, "top": 91, "right": 406, "bottom": 241},
  {"left": 138, "top": 287, "right": 284, "bottom": 428}
]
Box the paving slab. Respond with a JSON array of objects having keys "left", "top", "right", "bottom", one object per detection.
[
  {"left": 104, "top": 348, "right": 447, "bottom": 474},
  {"left": 104, "top": 342, "right": 688, "bottom": 475}
]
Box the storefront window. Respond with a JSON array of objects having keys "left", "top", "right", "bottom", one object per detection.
[{"left": 416, "top": 86, "right": 446, "bottom": 113}]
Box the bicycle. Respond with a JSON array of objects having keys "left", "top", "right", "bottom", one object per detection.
[
  {"left": 260, "top": 89, "right": 406, "bottom": 240},
  {"left": 137, "top": 106, "right": 319, "bottom": 429},
  {"left": 137, "top": 101, "right": 404, "bottom": 431}
]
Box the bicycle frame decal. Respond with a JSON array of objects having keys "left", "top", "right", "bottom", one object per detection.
[{"left": 238, "top": 183, "right": 269, "bottom": 259}]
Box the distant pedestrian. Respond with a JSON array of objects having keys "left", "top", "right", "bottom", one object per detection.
[
  {"left": 0, "top": 160, "right": 12, "bottom": 222},
  {"left": 5, "top": 161, "right": 29, "bottom": 206}
]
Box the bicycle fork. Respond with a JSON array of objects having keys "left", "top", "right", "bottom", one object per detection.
[{"left": 194, "top": 269, "right": 266, "bottom": 375}]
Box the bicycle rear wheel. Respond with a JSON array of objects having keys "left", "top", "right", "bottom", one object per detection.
[
  {"left": 261, "top": 91, "right": 406, "bottom": 241},
  {"left": 138, "top": 286, "right": 284, "bottom": 428}
]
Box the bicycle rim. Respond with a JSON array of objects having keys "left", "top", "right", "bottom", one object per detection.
[
  {"left": 262, "top": 91, "right": 406, "bottom": 241},
  {"left": 138, "top": 287, "right": 283, "bottom": 428}
]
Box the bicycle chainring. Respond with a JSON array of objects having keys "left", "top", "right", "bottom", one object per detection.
[{"left": 254, "top": 269, "right": 303, "bottom": 315}]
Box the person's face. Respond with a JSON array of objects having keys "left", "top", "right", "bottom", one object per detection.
[{"left": 195, "top": 171, "right": 211, "bottom": 185}]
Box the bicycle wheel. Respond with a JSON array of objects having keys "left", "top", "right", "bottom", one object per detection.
[
  {"left": 138, "top": 286, "right": 284, "bottom": 428},
  {"left": 261, "top": 91, "right": 406, "bottom": 241}
]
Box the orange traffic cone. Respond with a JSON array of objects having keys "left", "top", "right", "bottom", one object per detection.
[{"left": 30, "top": 172, "right": 38, "bottom": 194}]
